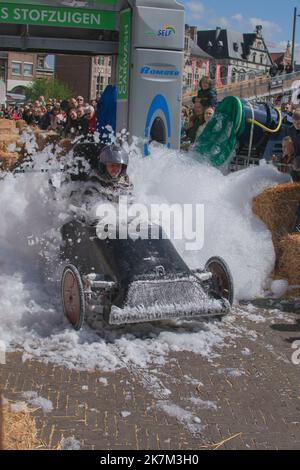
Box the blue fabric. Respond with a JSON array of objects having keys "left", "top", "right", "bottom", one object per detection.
[{"left": 96, "top": 85, "right": 117, "bottom": 143}]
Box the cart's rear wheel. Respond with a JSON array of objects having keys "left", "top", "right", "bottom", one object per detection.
[
  {"left": 205, "top": 257, "right": 234, "bottom": 306},
  {"left": 61, "top": 264, "right": 85, "bottom": 330}
]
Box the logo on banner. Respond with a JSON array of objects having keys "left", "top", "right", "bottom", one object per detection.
[
  {"left": 145, "top": 25, "right": 176, "bottom": 38},
  {"left": 140, "top": 66, "right": 180, "bottom": 78}
]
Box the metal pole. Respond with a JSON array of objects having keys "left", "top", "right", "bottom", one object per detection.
[{"left": 292, "top": 7, "right": 297, "bottom": 72}]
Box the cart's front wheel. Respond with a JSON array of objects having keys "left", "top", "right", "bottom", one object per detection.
[
  {"left": 61, "top": 264, "right": 85, "bottom": 330},
  {"left": 205, "top": 257, "right": 234, "bottom": 306}
]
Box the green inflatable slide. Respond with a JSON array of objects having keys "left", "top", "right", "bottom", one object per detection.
[{"left": 193, "top": 96, "right": 245, "bottom": 167}]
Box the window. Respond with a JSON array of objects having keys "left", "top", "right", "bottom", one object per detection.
[
  {"left": 252, "top": 53, "right": 256, "bottom": 63},
  {"left": 184, "top": 36, "right": 189, "bottom": 52},
  {"left": 260, "top": 54, "right": 264, "bottom": 64},
  {"left": 98, "top": 56, "right": 105, "bottom": 66},
  {"left": 96, "top": 75, "right": 105, "bottom": 95},
  {"left": 233, "top": 42, "right": 239, "bottom": 52},
  {"left": 11, "top": 62, "right": 21, "bottom": 75},
  {"left": 37, "top": 57, "right": 45, "bottom": 69},
  {"left": 23, "top": 63, "right": 33, "bottom": 76},
  {"left": 108, "top": 57, "right": 112, "bottom": 67}
]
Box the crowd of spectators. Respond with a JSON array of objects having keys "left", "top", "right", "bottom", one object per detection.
[
  {"left": 269, "top": 62, "right": 294, "bottom": 77},
  {"left": 0, "top": 95, "right": 97, "bottom": 138},
  {"left": 181, "top": 76, "right": 217, "bottom": 149}
]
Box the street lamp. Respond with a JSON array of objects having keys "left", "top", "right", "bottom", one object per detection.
[{"left": 291, "top": 7, "right": 300, "bottom": 72}]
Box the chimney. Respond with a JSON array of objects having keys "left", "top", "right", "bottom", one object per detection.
[{"left": 215, "top": 27, "right": 222, "bottom": 41}]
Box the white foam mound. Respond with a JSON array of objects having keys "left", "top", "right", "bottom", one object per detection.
[
  {"left": 129, "top": 146, "right": 289, "bottom": 300},
  {"left": 0, "top": 136, "right": 289, "bottom": 371}
]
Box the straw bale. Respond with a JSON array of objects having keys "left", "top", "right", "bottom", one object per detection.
[
  {"left": 0, "top": 151, "right": 19, "bottom": 170},
  {"left": 276, "top": 233, "right": 300, "bottom": 285},
  {"left": 1, "top": 404, "right": 40, "bottom": 450},
  {"left": 56, "top": 138, "right": 73, "bottom": 158},
  {"left": 252, "top": 182, "right": 300, "bottom": 257},
  {"left": 15, "top": 119, "right": 27, "bottom": 130},
  {"left": 0, "top": 119, "right": 15, "bottom": 129},
  {"left": 0, "top": 133, "right": 20, "bottom": 147},
  {"left": 34, "top": 130, "right": 60, "bottom": 151}
]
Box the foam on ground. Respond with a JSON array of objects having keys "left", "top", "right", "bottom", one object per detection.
[{"left": 0, "top": 137, "right": 289, "bottom": 373}]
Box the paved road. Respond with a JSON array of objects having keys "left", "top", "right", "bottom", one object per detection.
[{"left": 1, "top": 299, "right": 300, "bottom": 450}]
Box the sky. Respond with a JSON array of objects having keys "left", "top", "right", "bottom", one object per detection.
[
  {"left": 44, "top": 0, "right": 300, "bottom": 67},
  {"left": 180, "top": 0, "right": 300, "bottom": 59}
]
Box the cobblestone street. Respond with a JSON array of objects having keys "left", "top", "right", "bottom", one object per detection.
[{"left": 1, "top": 299, "right": 300, "bottom": 450}]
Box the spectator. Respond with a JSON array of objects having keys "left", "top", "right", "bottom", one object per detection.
[
  {"left": 40, "top": 102, "right": 53, "bottom": 130},
  {"left": 194, "top": 106, "right": 215, "bottom": 142},
  {"left": 91, "top": 99, "right": 97, "bottom": 109},
  {"left": 286, "top": 109, "right": 300, "bottom": 158},
  {"left": 273, "top": 136, "right": 294, "bottom": 173},
  {"left": 69, "top": 97, "right": 78, "bottom": 109},
  {"left": 31, "top": 107, "right": 42, "bottom": 127},
  {"left": 39, "top": 95, "right": 46, "bottom": 106},
  {"left": 181, "top": 106, "right": 189, "bottom": 139},
  {"left": 22, "top": 107, "right": 34, "bottom": 125},
  {"left": 185, "top": 97, "right": 204, "bottom": 144},
  {"left": 60, "top": 99, "right": 70, "bottom": 114},
  {"left": 269, "top": 63, "right": 278, "bottom": 77},
  {"left": 49, "top": 104, "right": 64, "bottom": 132},
  {"left": 278, "top": 62, "right": 285, "bottom": 75},
  {"left": 86, "top": 105, "right": 96, "bottom": 134},
  {"left": 77, "top": 96, "right": 85, "bottom": 107},
  {"left": 64, "top": 108, "right": 79, "bottom": 138},
  {"left": 197, "top": 76, "right": 217, "bottom": 109},
  {"left": 77, "top": 106, "right": 89, "bottom": 135}
]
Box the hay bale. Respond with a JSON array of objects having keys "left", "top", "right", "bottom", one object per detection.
[
  {"left": 0, "top": 119, "right": 15, "bottom": 129},
  {"left": 34, "top": 130, "right": 60, "bottom": 151},
  {"left": 56, "top": 138, "right": 73, "bottom": 158},
  {"left": 0, "top": 133, "right": 19, "bottom": 145},
  {"left": 0, "top": 127, "right": 19, "bottom": 136},
  {"left": 2, "top": 403, "right": 40, "bottom": 450},
  {"left": 276, "top": 234, "right": 300, "bottom": 285},
  {"left": 0, "top": 151, "right": 19, "bottom": 170},
  {"left": 15, "top": 119, "right": 26, "bottom": 130},
  {"left": 252, "top": 182, "right": 300, "bottom": 257}
]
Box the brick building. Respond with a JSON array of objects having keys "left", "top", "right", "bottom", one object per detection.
[
  {"left": 5, "top": 52, "right": 53, "bottom": 94},
  {"left": 270, "top": 42, "right": 292, "bottom": 69},
  {"left": 55, "top": 54, "right": 113, "bottom": 102}
]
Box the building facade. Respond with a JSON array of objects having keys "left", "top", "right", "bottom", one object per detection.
[
  {"left": 183, "top": 25, "right": 211, "bottom": 92},
  {"left": 197, "top": 25, "right": 273, "bottom": 85},
  {"left": 55, "top": 55, "right": 112, "bottom": 102},
  {"left": 0, "top": 51, "right": 53, "bottom": 103},
  {"left": 270, "top": 42, "right": 292, "bottom": 69},
  {"left": 7, "top": 52, "right": 53, "bottom": 94}
]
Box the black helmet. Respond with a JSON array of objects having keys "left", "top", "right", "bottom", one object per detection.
[{"left": 99, "top": 145, "right": 129, "bottom": 166}]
